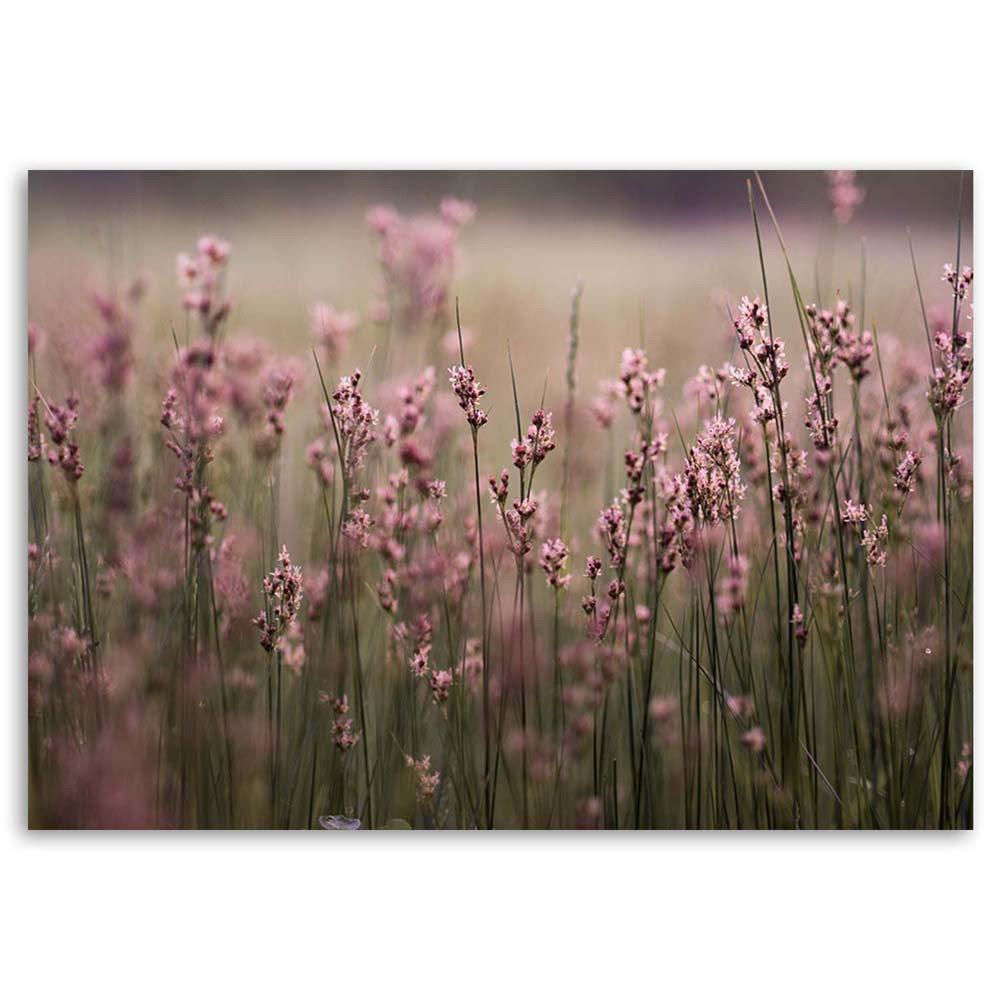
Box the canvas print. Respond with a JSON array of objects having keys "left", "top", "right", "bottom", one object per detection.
[{"left": 26, "top": 170, "right": 972, "bottom": 829}]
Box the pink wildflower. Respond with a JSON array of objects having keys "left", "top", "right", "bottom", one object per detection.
[
  {"left": 826, "top": 170, "right": 865, "bottom": 223},
  {"left": 252, "top": 546, "right": 303, "bottom": 653},
  {"left": 448, "top": 364, "right": 488, "bottom": 429},
  {"left": 540, "top": 537, "right": 571, "bottom": 590},
  {"left": 311, "top": 303, "right": 359, "bottom": 359},
  {"left": 405, "top": 753, "right": 441, "bottom": 802},
  {"left": 684, "top": 417, "right": 745, "bottom": 524},
  {"left": 327, "top": 694, "right": 361, "bottom": 751}
]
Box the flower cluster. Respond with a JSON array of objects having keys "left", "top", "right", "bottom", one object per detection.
[
  {"left": 826, "top": 170, "right": 865, "bottom": 224},
  {"left": 942, "top": 264, "right": 973, "bottom": 302},
  {"left": 581, "top": 557, "right": 603, "bottom": 617},
  {"left": 685, "top": 365, "right": 727, "bottom": 407},
  {"left": 42, "top": 394, "right": 85, "bottom": 483},
  {"left": 623, "top": 434, "right": 665, "bottom": 507},
  {"left": 388, "top": 367, "right": 435, "bottom": 441},
  {"left": 176, "top": 234, "right": 231, "bottom": 334},
  {"left": 591, "top": 378, "right": 625, "bottom": 428},
  {"left": 841, "top": 500, "right": 889, "bottom": 568},
  {"left": 428, "top": 669, "right": 454, "bottom": 706},
  {"left": 801, "top": 301, "right": 851, "bottom": 457},
  {"left": 735, "top": 296, "right": 789, "bottom": 391},
  {"left": 366, "top": 198, "right": 475, "bottom": 330},
  {"left": 716, "top": 555, "right": 749, "bottom": 621},
  {"left": 162, "top": 339, "right": 228, "bottom": 445},
  {"left": 841, "top": 498, "right": 868, "bottom": 525},
  {"left": 503, "top": 497, "right": 539, "bottom": 560},
  {"left": 792, "top": 604, "right": 808, "bottom": 647},
  {"left": 311, "top": 303, "right": 359, "bottom": 360},
  {"left": 488, "top": 468, "right": 509, "bottom": 508},
  {"left": 511, "top": 408, "right": 556, "bottom": 469},
  {"left": 655, "top": 474, "right": 696, "bottom": 575},
  {"left": 589, "top": 498, "right": 635, "bottom": 641},
  {"left": 325, "top": 693, "right": 361, "bottom": 752},
  {"left": 928, "top": 306, "right": 973, "bottom": 421},
  {"left": 894, "top": 449, "right": 922, "bottom": 495},
  {"left": 619, "top": 348, "right": 665, "bottom": 413},
  {"left": 27, "top": 393, "right": 42, "bottom": 462},
  {"left": 343, "top": 506, "right": 375, "bottom": 549},
  {"left": 540, "top": 537, "right": 570, "bottom": 590},
  {"left": 734, "top": 295, "right": 767, "bottom": 349},
  {"left": 861, "top": 514, "right": 890, "bottom": 568},
  {"left": 835, "top": 326, "right": 874, "bottom": 383},
  {"left": 454, "top": 637, "right": 484, "bottom": 692},
  {"left": 257, "top": 361, "right": 300, "bottom": 457},
  {"left": 91, "top": 289, "right": 137, "bottom": 394},
  {"left": 448, "top": 364, "right": 488, "bottom": 429},
  {"left": 158, "top": 341, "right": 231, "bottom": 550},
  {"left": 384, "top": 366, "right": 438, "bottom": 476},
  {"left": 252, "top": 546, "right": 303, "bottom": 653},
  {"left": 407, "top": 629, "right": 454, "bottom": 708},
  {"left": 328, "top": 369, "right": 380, "bottom": 477},
  {"left": 684, "top": 417, "right": 745, "bottom": 524},
  {"left": 305, "top": 435, "right": 337, "bottom": 487},
  {"left": 405, "top": 753, "right": 441, "bottom": 802},
  {"left": 596, "top": 497, "right": 628, "bottom": 570}
]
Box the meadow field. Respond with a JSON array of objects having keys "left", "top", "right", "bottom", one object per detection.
[{"left": 26, "top": 170, "right": 972, "bottom": 829}]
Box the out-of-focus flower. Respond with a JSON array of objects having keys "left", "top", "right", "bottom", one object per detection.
[
  {"left": 326, "top": 693, "right": 361, "bottom": 751},
  {"left": 43, "top": 394, "right": 85, "bottom": 483},
  {"left": 365, "top": 197, "right": 475, "bottom": 330},
  {"left": 619, "top": 347, "right": 665, "bottom": 413},
  {"left": 540, "top": 537, "right": 570, "bottom": 590},
  {"left": 311, "top": 303, "right": 359, "bottom": 360},
  {"left": 176, "top": 233, "right": 232, "bottom": 334},
  {"left": 405, "top": 753, "right": 440, "bottom": 802},
  {"left": 716, "top": 555, "right": 749, "bottom": 621},
  {"left": 826, "top": 170, "right": 865, "bottom": 224}
]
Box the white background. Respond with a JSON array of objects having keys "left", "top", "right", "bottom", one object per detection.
[{"left": 2, "top": 3, "right": 994, "bottom": 998}]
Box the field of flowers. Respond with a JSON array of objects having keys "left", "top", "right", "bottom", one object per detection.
[{"left": 26, "top": 171, "right": 972, "bottom": 829}]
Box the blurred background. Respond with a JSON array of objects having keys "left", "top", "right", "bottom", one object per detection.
[
  {"left": 28, "top": 169, "right": 971, "bottom": 225},
  {"left": 28, "top": 169, "right": 972, "bottom": 522}
]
